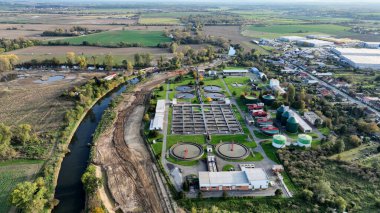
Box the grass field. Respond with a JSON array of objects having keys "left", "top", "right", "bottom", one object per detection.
[
  {"left": 60, "top": 30, "right": 171, "bottom": 47},
  {"left": 0, "top": 160, "right": 43, "bottom": 213},
  {"left": 242, "top": 24, "right": 354, "bottom": 39},
  {"left": 222, "top": 76, "right": 251, "bottom": 98}
]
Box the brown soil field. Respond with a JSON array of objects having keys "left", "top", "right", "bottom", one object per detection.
[
  {"left": 124, "top": 25, "right": 183, "bottom": 31},
  {"left": 203, "top": 25, "right": 269, "bottom": 54},
  {"left": 94, "top": 71, "right": 183, "bottom": 213},
  {"left": 0, "top": 71, "right": 102, "bottom": 132},
  {"left": 8, "top": 46, "right": 172, "bottom": 64}
]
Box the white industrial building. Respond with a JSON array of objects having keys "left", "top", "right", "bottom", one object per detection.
[
  {"left": 278, "top": 36, "right": 305, "bottom": 42},
  {"left": 223, "top": 70, "right": 248, "bottom": 76},
  {"left": 199, "top": 167, "right": 269, "bottom": 191},
  {"left": 149, "top": 100, "right": 166, "bottom": 130},
  {"left": 332, "top": 48, "right": 380, "bottom": 70},
  {"left": 296, "top": 39, "right": 334, "bottom": 47},
  {"left": 269, "top": 79, "right": 286, "bottom": 94},
  {"left": 361, "top": 42, "right": 380, "bottom": 49}
]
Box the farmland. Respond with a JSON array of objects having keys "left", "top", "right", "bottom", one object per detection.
[
  {"left": 8, "top": 46, "right": 171, "bottom": 64},
  {"left": 139, "top": 17, "right": 180, "bottom": 25},
  {"left": 242, "top": 24, "right": 356, "bottom": 39},
  {"left": 59, "top": 30, "right": 171, "bottom": 47},
  {"left": 0, "top": 160, "right": 43, "bottom": 213},
  {"left": 0, "top": 71, "right": 102, "bottom": 132}
]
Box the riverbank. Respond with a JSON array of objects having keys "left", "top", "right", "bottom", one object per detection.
[
  {"left": 45, "top": 75, "right": 135, "bottom": 212},
  {"left": 88, "top": 71, "right": 182, "bottom": 213}
]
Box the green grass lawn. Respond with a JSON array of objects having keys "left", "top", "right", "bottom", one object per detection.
[
  {"left": 233, "top": 151, "right": 264, "bottom": 162},
  {"left": 260, "top": 141, "right": 280, "bottom": 163},
  {"left": 59, "top": 30, "right": 171, "bottom": 47},
  {"left": 152, "top": 142, "right": 163, "bottom": 155},
  {"left": 222, "top": 77, "right": 251, "bottom": 98},
  {"left": 0, "top": 160, "right": 43, "bottom": 213},
  {"left": 243, "top": 24, "right": 354, "bottom": 39},
  {"left": 166, "top": 135, "right": 206, "bottom": 150},
  {"left": 211, "top": 134, "right": 250, "bottom": 144},
  {"left": 254, "top": 130, "right": 272, "bottom": 139},
  {"left": 318, "top": 127, "right": 330, "bottom": 136},
  {"left": 222, "top": 164, "right": 235, "bottom": 171}
]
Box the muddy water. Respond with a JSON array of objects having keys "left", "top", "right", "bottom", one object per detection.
[{"left": 53, "top": 78, "right": 139, "bottom": 213}]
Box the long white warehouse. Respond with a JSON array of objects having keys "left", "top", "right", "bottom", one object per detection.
[
  {"left": 199, "top": 167, "right": 269, "bottom": 191},
  {"left": 149, "top": 100, "right": 166, "bottom": 130},
  {"left": 332, "top": 48, "right": 380, "bottom": 70}
]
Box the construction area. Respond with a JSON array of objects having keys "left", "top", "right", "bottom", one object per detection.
[
  {"left": 93, "top": 72, "right": 184, "bottom": 213},
  {"left": 171, "top": 104, "right": 243, "bottom": 134}
]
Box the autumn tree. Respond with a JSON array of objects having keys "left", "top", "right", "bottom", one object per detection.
[
  {"left": 170, "top": 42, "right": 178, "bottom": 53},
  {"left": 0, "top": 54, "right": 19, "bottom": 72},
  {"left": 76, "top": 55, "right": 88, "bottom": 70},
  {"left": 66, "top": 52, "right": 76, "bottom": 66}
]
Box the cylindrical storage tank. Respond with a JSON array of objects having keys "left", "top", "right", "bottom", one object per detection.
[
  {"left": 244, "top": 95, "right": 259, "bottom": 104},
  {"left": 286, "top": 116, "right": 299, "bottom": 133},
  {"left": 281, "top": 111, "right": 290, "bottom": 126},
  {"left": 297, "top": 134, "right": 312, "bottom": 148},
  {"left": 272, "top": 134, "right": 287, "bottom": 148},
  {"left": 262, "top": 95, "right": 275, "bottom": 106},
  {"left": 276, "top": 105, "right": 287, "bottom": 121}
]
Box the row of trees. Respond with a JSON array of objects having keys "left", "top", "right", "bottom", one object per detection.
[{"left": 0, "top": 38, "right": 40, "bottom": 52}]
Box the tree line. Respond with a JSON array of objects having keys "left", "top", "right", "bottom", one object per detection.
[{"left": 0, "top": 38, "right": 40, "bottom": 52}]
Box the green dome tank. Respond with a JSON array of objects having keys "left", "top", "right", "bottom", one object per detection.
[
  {"left": 281, "top": 111, "right": 290, "bottom": 126},
  {"left": 262, "top": 95, "right": 275, "bottom": 106},
  {"left": 286, "top": 116, "right": 299, "bottom": 133},
  {"left": 276, "top": 105, "right": 287, "bottom": 121},
  {"left": 272, "top": 134, "right": 287, "bottom": 148},
  {"left": 298, "top": 134, "right": 312, "bottom": 147}
]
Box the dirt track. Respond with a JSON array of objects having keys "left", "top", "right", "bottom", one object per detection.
[{"left": 93, "top": 71, "right": 182, "bottom": 213}]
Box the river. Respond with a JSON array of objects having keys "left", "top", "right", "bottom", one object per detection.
[{"left": 53, "top": 77, "right": 139, "bottom": 213}]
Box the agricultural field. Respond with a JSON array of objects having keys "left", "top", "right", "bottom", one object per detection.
[
  {"left": 59, "top": 30, "right": 171, "bottom": 47},
  {"left": 242, "top": 24, "right": 356, "bottom": 39},
  {"left": 8, "top": 46, "right": 172, "bottom": 64},
  {"left": 202, "top": 26, "right": 270, "bottom": 54},
  {"left": 0, "top": 160, "right": 43, "bottom": 213},
  {"left": 0, "top": 71, "right": 101, "bottom": 132},
  {"left": 139, "top": 17, "right": 180, "bottom": 25}
]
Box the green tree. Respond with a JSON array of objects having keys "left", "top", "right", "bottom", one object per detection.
[
  {"left": 134, "top": 53, "right": 141, "bottom": 67},
  {"left": 335, "top": 139, "right": 345, "bottom": 153},
  {"left": 287, "top": 84, "right": 295, "bottom": 104},
  {"left": 104, "top": 54, "right": 114, "bottom": 71},
  {"left": 313, "top": 180, "right": 334, "bottom": 203},
  {"left": 334, "top": 196, "right": 347, "bottom": 212},
  {"left": 14, "top": 124, "right": 32, "bottom": 145},
  {"left": 9, "top": 179, "right": 47, "bottom": 213},
  {"left": 0, "top": 123, "right": 15, "bottom": 159},
  {"left": 81, "top": 165, "right": 102, "bottom": 195}
]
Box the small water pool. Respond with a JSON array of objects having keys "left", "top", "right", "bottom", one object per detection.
[{"left": 34, "top": 75, "right": 65, "bottom": 84}]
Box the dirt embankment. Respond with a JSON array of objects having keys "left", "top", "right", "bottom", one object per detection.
[{"left": 93, "top": 71, "right": 182, "bottom": 213}]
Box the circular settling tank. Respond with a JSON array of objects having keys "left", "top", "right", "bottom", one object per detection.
[
  {"left": 176, "top": 85, "right": 194, "bottom": 92},
  {"left": 170, "top": 142, "right": 204, "bottom": 161},
  {"left": 215, "top": 142, "right": 250, "bottom": 160},
  {"left": 205, "top": 92, "right": 225, "bottom": 99},
  {"left": 175, "top": 93, "right": 195, "bottom": 99},
  {"left": 203, "top": 85, "right": 222, "bottom": 92}
]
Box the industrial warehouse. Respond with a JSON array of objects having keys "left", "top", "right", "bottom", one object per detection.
[
  {"left": 332, "top": 48, "right": 380, "bottom": 70},
  {"left": 199, "top": 167, "right": 270, "bottom": 191}
]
